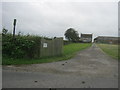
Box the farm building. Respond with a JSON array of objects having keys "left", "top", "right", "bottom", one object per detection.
[
  {"left": 80, "top": 33, "right": 92, "bottom": 43},
  {"left": 94, "top": 36, "right": 119, "bottom": 44}
]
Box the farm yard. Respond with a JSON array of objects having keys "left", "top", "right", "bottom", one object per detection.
[
  {"left": 2, "top": 32, "right": 118, "bottom": 88},
  {"left": 2, "top": 29, "right": 118, "bottom": 88},
  {"left": 2, "top": 2, "right": 119, "bottom": 88}
]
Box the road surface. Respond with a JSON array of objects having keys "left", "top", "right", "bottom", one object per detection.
[{"left": 2, "top": 44, "right": 118, "bottom": 88}]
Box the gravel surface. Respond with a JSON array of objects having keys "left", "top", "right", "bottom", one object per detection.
[{"left": 2, "top": 44, "right": 118, "bottom": 88}]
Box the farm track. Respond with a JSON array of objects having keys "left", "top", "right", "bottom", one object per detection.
[{"left": 2, "top": 44, "right": 118, "bottom": 88}]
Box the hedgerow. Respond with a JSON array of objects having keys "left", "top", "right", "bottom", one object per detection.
[
  {"left": 2, "top": 33, "right": 42, "bottom": 58},
  {"left": 2, "top": 28, "right": 44, "bottom": 58}
]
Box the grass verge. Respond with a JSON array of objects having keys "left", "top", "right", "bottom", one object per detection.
[
  {"left": 97, "top": 44, "right": 119, "bottom": 60},
  {"left": 3, "top": 43, "right": 92, "bottom": 65}
]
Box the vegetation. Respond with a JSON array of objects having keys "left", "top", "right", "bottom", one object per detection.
[
  {"left": 97, "top": 44, "right": 119, "bottom": 60},
  {"left": 2, "top": 28, "right": 50, "bottom": 58},
  {"left": 64, "top": 40, "right": 72, "bottom": 45},
  {"left": 2, "top": 32, "right": 41, "bottom": 58},
  {"left": 3, "top": 43, "right": 92, "bottom": 65},
  {"left": 2, "top": 28, "right": 91, "bottom": 65},
  {"left": 64, "top": 28, "right": 79, "bottom": 42}
]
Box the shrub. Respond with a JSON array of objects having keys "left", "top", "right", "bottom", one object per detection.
[{"left": 2, "top": 33, "right": 41, "bottom": 58}]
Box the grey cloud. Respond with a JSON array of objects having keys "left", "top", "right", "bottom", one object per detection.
[
  {"left": 0, "top": 2, "right": 2, "bottom": 32},
  {"left": 2, "top": 2, "right": 118, "bottom": 39}
]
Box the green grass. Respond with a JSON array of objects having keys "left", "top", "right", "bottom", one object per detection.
[
  {"left": 2, "top": 43, "right": 92, "bottom": 65},
  {"left": 97, "top": 44, "right": 119, "bottom": 60}
]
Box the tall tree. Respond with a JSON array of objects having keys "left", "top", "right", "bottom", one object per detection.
[{"left": 64, "top": 28, "right": 79, "bottom": 42}]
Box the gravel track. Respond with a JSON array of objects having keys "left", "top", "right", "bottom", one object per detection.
[{"left": 2, "top": 44, "right": 118, "bottom": 88}]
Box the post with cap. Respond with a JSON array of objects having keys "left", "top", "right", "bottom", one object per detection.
[{"left": 13, "top": 19, "right": 17, "bottom": 39}]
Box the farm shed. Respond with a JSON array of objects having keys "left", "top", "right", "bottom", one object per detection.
[
  {"left": 80, "top": 33, "right": 92, "bottom": 43},
  {"left": 94, "top": 36, "right": 119, "bottom": 44}
]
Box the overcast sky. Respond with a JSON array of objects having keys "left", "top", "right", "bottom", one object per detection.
[{"left": 2, "top": 1, "right": 118, "bottom": 39}]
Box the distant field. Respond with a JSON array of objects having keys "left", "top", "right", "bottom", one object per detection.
[
  {"left": 97, "top": 44, "right": 119, "bottom": 60},
  {"left": 3, "top": 43, "right": 92, "bottom": 65}
]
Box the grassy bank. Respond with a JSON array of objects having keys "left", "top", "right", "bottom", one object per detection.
[
  {"left": 3, "top": 43, "right": 92, "bottom": 65},
  {"left": 97, "top": 44, "right": 119, "bottom": 60}
]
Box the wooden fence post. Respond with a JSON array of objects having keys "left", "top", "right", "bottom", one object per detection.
[{"left": 13, "top": 19, "right": 17, "bottom": 39}]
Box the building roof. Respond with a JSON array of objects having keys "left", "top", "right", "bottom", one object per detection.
[
  {"left": 94, "top": 36, "right": 119, "bottom": 40},
  {"left": 81, "top": 33, "right": 92, "bottom": 38}
]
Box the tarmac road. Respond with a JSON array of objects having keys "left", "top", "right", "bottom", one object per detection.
[{"left": 2, "top": 44, "right": 118, "bottom": 88}]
